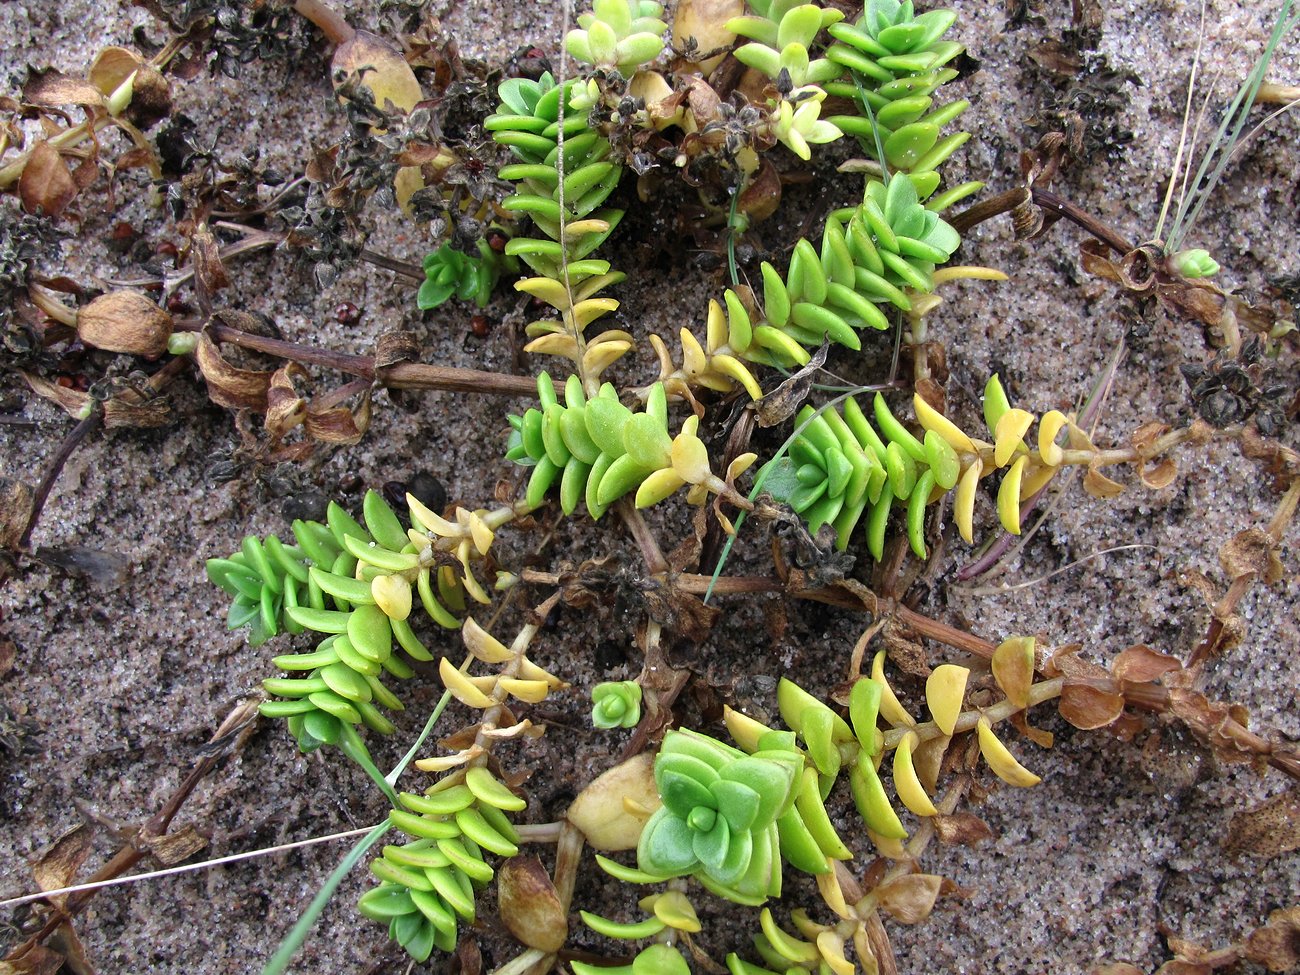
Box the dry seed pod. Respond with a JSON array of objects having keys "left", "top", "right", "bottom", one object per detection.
[{"left": 76, "top": 291, "right": 173, "bottom": 356}]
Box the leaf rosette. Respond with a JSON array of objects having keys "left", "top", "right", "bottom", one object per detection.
[{"left": 637, "top": 729, "right": 803, "bottom": 903}]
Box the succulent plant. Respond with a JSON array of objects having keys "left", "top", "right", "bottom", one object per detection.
[
  {"left": 417, "top": 241, "right": 508, "bottom": 310},
  {"left": 636, "top": 728, "right": 804, "bottom": 903},
  {"left": 507, "top": 372, "right": 756, "bottom": 526},
  {"left": 727, "top": 1, "right": 844, "bottom": 88},
  {"left": 565, "top": 0, "right": 668, "bottom": 77},
  {"left": 591, "top": 680, "right": 643, "bottom": 729}
]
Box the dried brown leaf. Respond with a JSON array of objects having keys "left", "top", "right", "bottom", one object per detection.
[
  {"left": 265, "top": 365, "right": 308, "bottom": 441},
  {"left": 874, "top": 874, "right": 942, "bottom": 924},
  {"left": 1139, "top": 457, "right": 1177, "bottom": 490},
  {"left": 1010, "top": 710, "right": 1055, "bottom": 748},
  {"left": 1042, "top": 644, "right": 1105, "bottom": 680},
  {"left": 102, "top": 397, "right": 170, "bottom": 429},
  {"left": 304, "top": 389, "right": 372, "bottom": 445},
  {"left": 1112, "top": 645, "right": 1182, "bottom": 684},
  {"left": 20, "top": 374, "right": 91, "bottom": 421},
  {"left": 32, "top": 824, "right": 92, "bottom": 906},
  {"left": 1243, "top": 906, "right": 1300, "bottom": 972},
  {"left": 931, "top": 813, "right": 996, "bottom": 847},
  {"left": 1083, "top": 464, "right": 1125, "bottom": 499},
  {"left": 1059, "top": 680, "right": 1124, "bottom": 730},
  {"left": 1090, "top": 965, "right": 1143, "bottom": 975},
  {"left": 19, "top": 141, "right": 79, "bottom": 216},
  {"left": 88, "top": 47, "right": 142, "bottom": 97},
  {"left": 497, "top": 855, "right": 567, "bottom": 952},
  {"left": 1218, "top": 528, "right": 1284, "bottom": 584},
  {"left": 1224, "top": 788, "right": 1300, "bottom": 857},
  {"left": 140, "top": 825, "right": 207, "bottom": 866},
  {"left": 755, "top": 340, "right": 828, "bottom": 427},
  {"left": 190, "top": 224, "right": 230, "bottom": 304},
  {"left": 195, "top": 334, "right": 271, "bottom": 411},
  {"left": 0, "top": 478, "right": 36, "bottom": 551},
  {"left": 1129, "top": 421, "right": 1169, "bottom": 455},
  {"left": 75, "top": 291, "right": 173, "bottom": 356},
  {"left": 47, "top": 923, "right": 94, "bottom": 975},
  {"left": 0, "top": 944, "right": 66, "bottom": 975},
  {"left": 23, "top": 67, "right": 104, "bottom": 107}
]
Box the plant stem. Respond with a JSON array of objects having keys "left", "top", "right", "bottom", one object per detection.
[
  {"left": 292, "top": 0, "right": 354, "bottom": 44},
  {"left": 176, "top": 317, "right": 536, "bottom": 396}
]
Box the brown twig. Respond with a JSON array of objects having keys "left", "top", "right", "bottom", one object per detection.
[
  {"left": 950, "top": 186, "right": 1136, "bottom": 256},
  {"left": 292, "top": 0, "right": 354, "bottom": 45},
  {"left": 8, "top": 699, "right": 260, "bottom": 958},
  {"left": 177, "top": 317, "right": 536, "bottom": 397}
]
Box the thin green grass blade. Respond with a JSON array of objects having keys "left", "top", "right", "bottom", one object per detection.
[
  {"left": 261, "top": 818, "right": 391, "bottom": 975},
  {"left": 1167, "top": 0, "right": 1297, "bottom": 250}
]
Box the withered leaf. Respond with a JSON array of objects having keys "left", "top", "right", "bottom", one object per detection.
[
  {"left": 754, "top": 340, "right": 828, "bottom": 427},
  {"left": 1243, "top": 906, "right": 1300, "bottom": 972},
  {"left": 1112, "top": 645, "right": 1182, "bottom": 684},
  {"left": 1058, "top": 680, "right": 1124, "bottom": 730},
  {"left": 304, "top": 389, "right": 372, "bottom": 445},
  {"left": 874, "top": 873, "right": 943, "bottom": 924},
  {"left": 1042, "top": 644, "right": 1105, "bottom": 680},
  {"left": 1218, "top": 528, "right": 1284, "bottom": 584},
  {"left": 46, "top": 923, "right": 94, "bottom": 975},
  {"left": 1082, "top": 464, "right": 1125, "bottom": 499},
  {"left": 195, "top": 334, "right": 271, "bottom": 411},
  {"left": 497, "top": 856, "right": 567, "bottom": 952},
  {"left": 1224, "top": 788, "right": 1300, "bottom": 857},
  {"left": 1090, "top": 965, "right": 1143, "bottom": 975},
  {"left": 19, "top": 141, "right": 79, "bottom": 216},
  {"left": 1139, "top": 457, "right": 1177, "bottom": 490},
  {"left": 0, "top": 478, "right": 36, "bottom": 551},
  {"left": 0, "top": 944, "right": 66, "bottom": 975},
  {"left": 265, "top": 364, "right": 308, "bottom": 441},
  {"left": 32, "top": 824, "right": 92, "bottom": 906},
  {"left": 88, "top": 47, "right": 142, "bottom": 97},
  {"left": 140, "top": 825, "right": 207, "bottom": 866},
  {"left": 190, "top": 224, "right": 230, "bottom": 305},
  {"left": 932, "top": 813, "right": 996, "bottom": 847},
  {"left": 23, "top": 66, "right": 104, "bottom": 107},
  {"left": 102, "top": 396, "right": 170, "bottom": 429}
]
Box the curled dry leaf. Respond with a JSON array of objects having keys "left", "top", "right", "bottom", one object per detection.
[
  {"left": 1059, "top": 680, "right": 1125, "bottom": 730},
  {"left": 497, "top": 855, "right": 567, "bottom": 953},
  {"left": 195, "top": 334, "right": 271, "bottom": 411},
  {"left": 1243, "top": 906, "right": 1300, "bottom": 972},
  {"left": 1218, "top": 528, "right": 1284, "bottom": 584},
  {"left": 32, "top": 824, "right": 92, "bottom": 907},
  {"left": 931, "top": 813, "right": 996, "bottom": 847},
  {"left": 19, "top": 141, "right": 79, "bottom": 216},
  {"left": 265, "top": 364, "right": 309, "bottom": 441},
  {"left": 1083, "top": 464, "right": 1125, "bottom": 499},
  {"left": 1139, "top": 457, "right": 1177, "bottom": 490},
  {"left": 22, "top": 372, "right": 92, "bottom": 420},
  {"left": 0, "top": 943, "right": 66, "bottom": 975},
  {"left": 22, "top": 66, "right": 103, "bottom": 107},
  {"left": 1111, "top": 645, "right": 1182, "bottom": 684},
  {"left": 672, "top": 0, "right": 744, "bottom": 73},
  {"left": 304, "top": 388, "right": 372, "bottom": 445},
  {"left": 0, "top": 478, "right": 36, "bottom": 551},
  {"left": 754, "top": 340, "right": 828, "bottom": 427},
  {"left": 874, "top": 874, "right": 943, "bottom": 924},
  {"left": 1223, "top": 788, "right": 1300, "bottom": 858}
]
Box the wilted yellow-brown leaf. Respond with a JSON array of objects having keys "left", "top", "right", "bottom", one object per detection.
[
  {"left": 1059, "top": 680, "right": 1124, "bottom": 730},
  {"left": 497, "top": 855, "right": 567, "bottom": 953},
  {"left": 874, "top": 873, "right": 943, "bottom": 924}
]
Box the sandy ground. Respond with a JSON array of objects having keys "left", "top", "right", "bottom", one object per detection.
[{"left": 1, "top": 1, "right": 1297, "bottom": 973}]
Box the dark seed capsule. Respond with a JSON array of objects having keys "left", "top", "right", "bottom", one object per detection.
[
  {"left": 334, "top": 302, "right": 361, "bottom": 325},
  {"left": 155, "top": 241, "right": 179, "bottom": 262},
  {"left": 486, "top": 229, "right": 508, "bottom": 252},
  {"left": 166, "top": 295, "right": 191, "bottom": 314},
  {"left": 470, "top": 315, "right": 490, "bottom": 337},
  {"left": 407, "top": 472, "right": 446, "bottom": 514},
  {"left": 337, "top": 473, "right": 363, "bottom": 495}
]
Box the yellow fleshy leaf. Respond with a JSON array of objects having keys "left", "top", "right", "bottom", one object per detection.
[
  {"left": 997, "top": 455, "right": 1028, "bottom": 534},
  {"left": 439, "top": 657, "right": 495, "bottom": 708}
]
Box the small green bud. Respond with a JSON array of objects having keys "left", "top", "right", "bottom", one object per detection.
[
  {"left": 592, "top": 680, "right": 642, "bottom": 729},
  {"left": 1170, "top": 248, "right": 1219, "bottom": 279}
]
